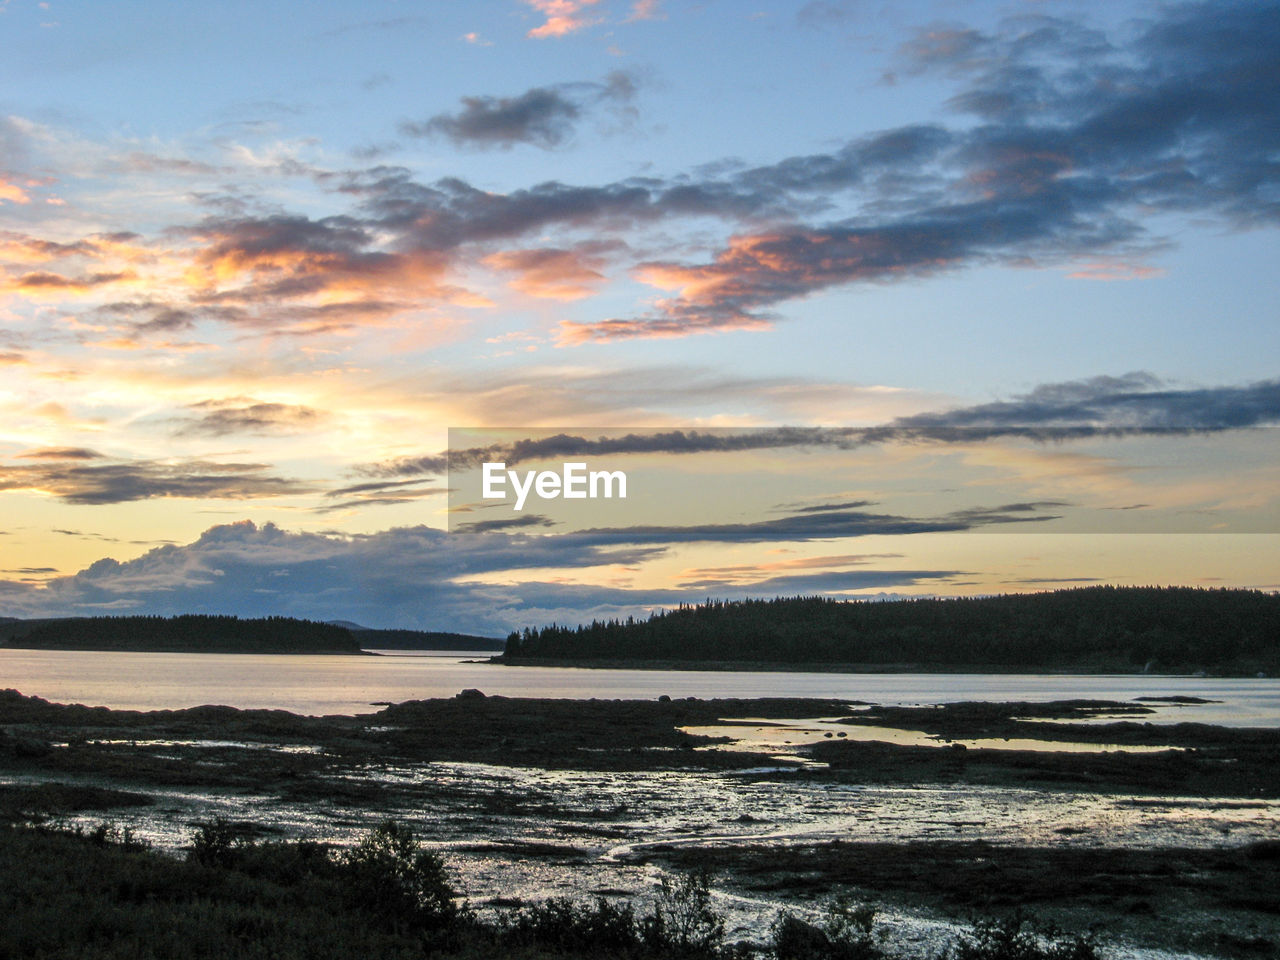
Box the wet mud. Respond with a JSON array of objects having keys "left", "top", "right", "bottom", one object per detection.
[{"left": 1, "top": 689, "right": 1277, "bottom": 958}]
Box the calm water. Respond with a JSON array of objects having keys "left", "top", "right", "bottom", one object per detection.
[{"left": 1, "top": 648, "right": 1277, "bottom": 724}]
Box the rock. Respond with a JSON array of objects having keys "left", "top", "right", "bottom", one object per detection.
[
  {"left": 657, "top": 694, "right": 671, "bottom": 702},
  {"left": 456, "top": 688, "right": 486, "bottom": 700}
]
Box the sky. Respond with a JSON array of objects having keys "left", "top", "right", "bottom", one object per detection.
[{"left": 1, "top": 0, "right": 1277, "bottom": 634}]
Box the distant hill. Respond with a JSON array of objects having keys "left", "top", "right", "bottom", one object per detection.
[
  {"left": 0, "top": 615, "right": 363, "bottom": 655},
  {"left": 501, "top": 586, "right": 1280, "bottom": 675},
  {"left": 326, "top": 622, "right": 504, "bottom": 651}
]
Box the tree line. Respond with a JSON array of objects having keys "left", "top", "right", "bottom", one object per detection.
[
  {"left": 503, "top": 586, "right": 1280, "bottom": 672},
  {"left": 6, "top": 615, "right": 362, "bottom": 654}
]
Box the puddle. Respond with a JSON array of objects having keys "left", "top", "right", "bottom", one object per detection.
[
  {"left": 13, "top": 754, "right": 1272, "bottom": 960},
  {"left": 683, "top": 718, "right": 1183, "bottom": 754},
  {"left": 76, "top": 738, "right": 323, "bottom": 754}
]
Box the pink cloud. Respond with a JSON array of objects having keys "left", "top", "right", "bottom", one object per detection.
[{"left": 524, "top": 0, "right": 602, "bottom": 38}]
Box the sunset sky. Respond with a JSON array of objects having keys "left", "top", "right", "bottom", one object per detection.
[{"left": 1, "top": 0, "right": 1277, "bottom": 634}]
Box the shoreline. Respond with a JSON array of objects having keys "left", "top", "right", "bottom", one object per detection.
[{"left": 493, "top": 655, "right": 1260, "bottom": 677}]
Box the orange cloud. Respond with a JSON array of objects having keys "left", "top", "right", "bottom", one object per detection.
[
  {"left": 1067, "top": 261, "right": 1165, "bottom": 281},
  {"left": 560, "top": 226, "right": 962, "bottom": 343},
  {"left": 185, "top": 217, "right": 478, "bottom": 312},
  {"left": 1, "top": 269, "right": 136, "bottom": 296},
  {"left": 483, "top": 247, "right": 607, "bottom": 300},
  {"left": 0, "top": 176, "right": 32, "bottom": 205},
  {"left": 0, "top": 232, "right": 94, "bottom": 264}
]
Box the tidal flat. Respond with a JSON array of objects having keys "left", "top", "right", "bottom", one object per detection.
[{"left": 1, "top": 689, "right": 1278, "bottom": 958}]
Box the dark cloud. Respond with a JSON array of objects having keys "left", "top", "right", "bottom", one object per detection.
[
  {"left": 177, "top": 400, "right": 324, "bottom": 437},
  {"left": 53, "top": 529, "right": 119, "bottom": 542},
  {"left": 316, "top": 479, "right": 441, "bottom": 514},
  {"left": 402, "top": 72, "right": 637, "bottom": 150},
  {"left": 0, "top": 521, "right": 666, "bottom": 633},
  {"left": 4, "top": 270, "right": 132, "bottom": 292},
  {"left": 572, "top": 501, "right": 1062, "bottom": 545},
  {"left": 453, "top": 514, "right": 557, "bottom": 534},
  {"left": 944, "top": 502, "right": 1069, "bottom": 525},
  {"left": 367, "top": 427, "right": 866, "bottom": 478},
  {"left": 0, "top": 459, "right": 309, "bottom": 505},
  {"left": 887, "top": 373, "right": 1280, "bottom": 438},
  {"left": 16, "top": 447, "right": 103, "bottom": 461},
  {"left": 327, "top": 478, "right": 438, "bottom": 497},
  {"left": 787, "top": 500, "right": 878, "bottom": 514},
  {"left": 361, "top": 373, "right": 1280, "bottom": 482},
  {"left": 94, "top": 301, "right": 200, "bottom": 335}
]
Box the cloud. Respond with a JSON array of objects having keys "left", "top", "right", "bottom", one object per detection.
[
  {"left": 177, "top": 213, "right": 485, "bottom": 322},
  {"left": 0, "top": 519, "right": 964, "bottom": 633},
  {"left": 177, "top": 400, "right": 324, "bottom": 437},
  {"left": 0, "top": 174, "right": 33, "bottom": 205},
  {"left": 401, "top": 72, "right": 636, "bottom": 149},
  {"left": 112, "top": 152, "right": 227, "bottom": 177},
  {"left": 317, "top": 478, "right": 442, "bottom": 513},
  {"left": 0, "top": 457, "right": 309, "bottom": 505},
  {"left": 0, "top": 520, "right": 669, "bottom": 632},
  {"left": 626, "top": 0, "right": 663, "bottom": 23},
  {"left": 675, "top": 568, "right": 964, "bottom": 593},
  {"left": 796, "top": 1, "right": 864, "bottom": 28},
  {"left": 5, "top": 3, "right": 1277, "bottom": 351},
  {"left": 368, "top": 426, "right": 869, "bottom": 479},
  {"left": 570, "top": 501, "right": 1062, "bottom": 545},
  {"left": 676, "top": 551, "right": 914, "bottom": 589},
  {"left": 1, "top": 269, "right": 134, "bottom": 295},
  {"left": 15, "top": 447, "right": 104, "bottom": 461},
  {"left": 560, "top": 2, "right": 1280, "bottom": 339},
  {"left": 359, "top": 373, "right": 1280, "bottom": 483},
  {"left": 483, "top": 245, "right": 610, "bottom": 299},
  {"left": 524, "top": 0, "right": 603, "bottom": 39},
  {"left": 886, "top": 373, "right": 1280, "bottom": 438},
  {"left": 453, "top": 513, "right": 557, "bottom": 533}
]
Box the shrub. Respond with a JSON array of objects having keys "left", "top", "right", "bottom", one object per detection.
[
  {"left": 338, "top": 820, "right": 459, "bottom": 932},
  {"left": 499, "top": 896, "right": 642, "bottom": 952},
  {"left": 641, "top": 867, "right": 726, "bottom": 956},
  {"left": 189, "top": 817, "right": 245, "bottom": 868},
  {"left": 948, "top": 913, "right": 1101, "bottom": 960},
  {"left": 771, "top": 898, "right": 882, "bottom": 960}
]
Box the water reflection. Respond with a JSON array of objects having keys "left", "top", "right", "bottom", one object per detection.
[{"left": 1, "top": 649, "right": 1278, "bottom": 724}]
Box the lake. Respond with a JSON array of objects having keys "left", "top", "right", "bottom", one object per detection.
[{"left": 1, "top": 648, "right": 1277, "bottom": 724}]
